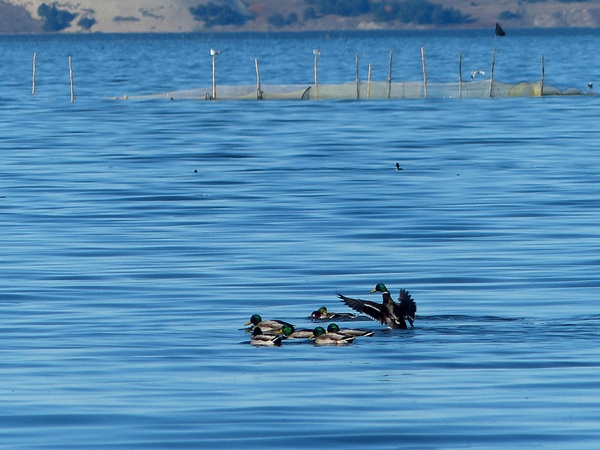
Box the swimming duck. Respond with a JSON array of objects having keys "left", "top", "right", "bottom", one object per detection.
[
  {"left": 309, "top": 326, "right": 355, "bottom": 345},
  {"left": 250, "top": 327, "right": 282, "bottom": 346},
  {"left": 310, "top": 306, "right": 358, "bottom": 320},
  {"left": 277, "top": 324, "right": 313, "bottom": 339},
  {"left": 245, "top": 314, "right": 293, "bottom": 334},
  {"left": 337, "top": 283, "right": 416, "bottom": 329},
  {"left": 326, "top": 323, "right": 374, "bottom": 337}
]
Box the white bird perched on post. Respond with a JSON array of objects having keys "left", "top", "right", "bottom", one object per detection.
[
  {"left": 313, "top": 49, "right": 321, "bottom": 56},
  {"left": 471, "top": 69, "right": 485, "bottom": 80},
  {"left": 210, "top": 48, "right": 220, "bottom": 56}
]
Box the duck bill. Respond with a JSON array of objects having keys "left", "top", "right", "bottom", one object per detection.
[
  {"left": 244, "top": 321, "right": 252, "bottom": 326},
  {"left": 369, "top": 289, "right": 377, "bottom": 294}
]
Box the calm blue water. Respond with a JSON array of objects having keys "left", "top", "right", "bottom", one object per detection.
[{"left": 1, "top": 30, "right": 600, "bottom": 449}]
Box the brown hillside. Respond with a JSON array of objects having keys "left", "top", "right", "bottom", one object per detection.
[
  {"left": 203, "top": 0, "right": 600, "bottom": 31},
  {"left": 1, "top": 0, "right": 600, "bottom": 33}
]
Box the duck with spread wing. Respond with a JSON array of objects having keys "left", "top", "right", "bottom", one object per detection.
[{"left": 337, "top": 283, "right": 416, "bottom": 329}]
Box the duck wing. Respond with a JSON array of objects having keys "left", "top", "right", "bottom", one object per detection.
[
  {"left": 339, "top": 328, "right": 375, "bottom": 337},
  {"left": 398, "top": 289, "right": 417, "bottom": 327},
  {"left": 337, "top": 293, "right": 387, "bottom": 327}
]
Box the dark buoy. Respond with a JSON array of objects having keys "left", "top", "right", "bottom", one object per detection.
[{"left": 194, "top": 169, "right": 198, "bottom": 173}]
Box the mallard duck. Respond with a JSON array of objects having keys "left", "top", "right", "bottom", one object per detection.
[
  {"left": 310, "top": 306, "right": 358, "bottom": 320},
  {"left": 250, "top": 327, "right": 282, "bottom": 346},
  {"left": 277, "top": 324, "right": 313, "bottom": 339},
  {"left": 309, "top": 326, "right": 355, "bottom": 345},
  {"left": 337, "top": 283, "right": 416, "bottom": 329},
  {"left": 245, "top": 314, "right": 293, "bottom": 334},
  {"left": 326, "top": 323, "right": 374, "bottom": 337}
]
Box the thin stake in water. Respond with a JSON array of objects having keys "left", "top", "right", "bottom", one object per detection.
[
  {"left": 421, "top": 46, "right": 427, "bottom": 99},
  {"left": 367, "top": 63, "right": 372, "bottom": 99},
  {"left": 387, "top": 50, "right": 393, "bottom": 99},
  {"left": 458, "top": 53, "right": 463, "bottom": 98},
  {"left": 32, "top": 52, "right": 37, "bottom": 95},
  {"left": 355, "top": 53, "right": 359, "bottom": 100},
  {"left": 313, "top": 49, "right": 320, "bottom": 100},
  {"left": 255, "top": 58, "right": 262, "bottom": 100},
  {"left": 69, "top": 55, "right": 74, "bottom": 103}
]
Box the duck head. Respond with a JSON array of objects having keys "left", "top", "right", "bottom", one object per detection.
[
  {"left": 245, "top": 314, "right": 262, "bottom": 326},
  {"left": 310, "top": 306, "right": 328, "bottom": 319},
  {"left": 277, "top": 324, "right": 295, "bottom": 337},
  {"left": 327, "top": 323, "right": 340, "bottom": 333},
  {"left": 370, "top": 283, "right": 389, "bottom": 294},
  {"left": 309, "top": 326, "right": 327, "bottom": 339}
]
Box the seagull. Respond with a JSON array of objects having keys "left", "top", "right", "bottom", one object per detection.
[
  {"left": 588, "top": 82, "right": 593, "bottom": 90},
  {"left": 313, "top": 49, "right": 321, "bottom": 56},
  {"left": 210, "top": 48, "right": 220, "bottom": 56},
  {"left": 471, "top": 69, "right": 485, "bottom": 80}
]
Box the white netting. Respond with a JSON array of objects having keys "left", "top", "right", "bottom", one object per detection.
[{"left": 117, "top": 80, "right": 589, "bottom": 101}]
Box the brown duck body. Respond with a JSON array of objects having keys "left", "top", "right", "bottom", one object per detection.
[{"left": 337, "top": 283, "right": 416, "bottom": 330}]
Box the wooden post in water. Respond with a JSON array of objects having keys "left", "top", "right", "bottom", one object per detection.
[
  {"left": 68, "top": 55, "right": 75, "bottom": 103},
  {"left": 355, "top": 53, "right": 360, "bottom": 99},
  {"left": 313, "top": 49, "right": 320, "bottom": 100},
  {"left": 458, "top": 53, "right": 462, "bottom": 98},
  {"left": 541, "top": 54, "right": 545, "bottom": 97},
  {"left": 32, "top": 52, "right": 37, "bottom": 95},
  {"left": 367, "top": 63, "right": 372, "bottom": 99},
  {"left": 489, "top": 49, "right": 496, "bottom": 98},
  {"left": 255, "top": 58, "right": 262, "bottom": 100},
  {"left": 387, "top": 50, "right": 393, "bottom": 99},
  {"left": 211, "top": 53, "right": 217, "bottom": 100},
  {"left": 421, "top": 46, "right": 427, "bottom": 99}
]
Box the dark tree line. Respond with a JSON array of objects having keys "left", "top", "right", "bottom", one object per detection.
[
  {"left": 37, "top": 3, "right": 77, "bottom": 31},
  {"left": 188, "top": 0, "right": 470, "bottom": 27},
  {"left": 305, "top": 0, "right": 370, "bottom": 16},
  {"left": 371, "top": 0, "right": 472, "bottom": 24},
  {"left": 189, "top": 3, "right": 249, "bottom": 27},
  {"left": 305, "top": 0, "right": 472, "bottom": 24},
  {"left": 268, "top": 12, "right": 299, "bottom": 27}
]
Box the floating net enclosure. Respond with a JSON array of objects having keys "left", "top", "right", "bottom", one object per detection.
[
  {"left": 119, "top": 80, "right": 590, "bottom": 101},
  {"left": 116, "top": 47, "right": 595, "bottom": 101}
]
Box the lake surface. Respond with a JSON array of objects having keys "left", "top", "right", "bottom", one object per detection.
[{"left": 1, "top": 29, "right": 600, "bottom": 449}]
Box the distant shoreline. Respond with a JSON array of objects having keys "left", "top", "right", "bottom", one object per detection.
[
  {"left": 1, "top": 27, "right": 600, "bottom": 37},
  {"left": 3, "top": 0, "right": 600, "bottom": 34}
]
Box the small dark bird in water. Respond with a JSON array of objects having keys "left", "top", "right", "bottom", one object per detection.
[
  {"left": 396, "top": 162, "right": 402, "bottom": 171},
  {"left": 337, "top": 283, "right": 416, "bottom": 329}
]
